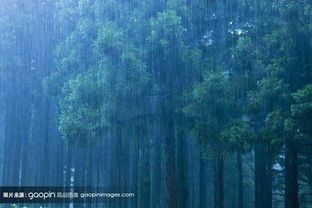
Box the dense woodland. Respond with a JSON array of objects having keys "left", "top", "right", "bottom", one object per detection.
[{"left": 0, "top": 0, "right": 312, "bottom": 208}]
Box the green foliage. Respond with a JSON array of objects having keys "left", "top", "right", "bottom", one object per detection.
[
  {"left": 47, "top": 1, "right": 151, "bottom": 142},
  {"left": 44, "top": 0, "right": 312, "bottom": 160},
  {"left": 184, "top": 69, "right": 232, "bottom": 119},
  {"left": 166, "top": 0, "right": 188, "bottom": 15},
  {"left": 184, "top": 68, "right": 235, "bottom": 155},
  {"left": 221, "top": 119, "right": 255, "bottom": 152},
  {"left": 58, "top": 69, "right": 111, "bottom": 140},
  {"left": 149, "top": 10, "right": 186, "bottom": 49},
  {"left": 262, "top": 110, "right": 286, "bottom": 147},
  {"left": 248, "top": 77, "right": 289, "bottom": 114},
  {"left": 1, "top": 0, "right": 312, "bottom": 206},
  {"left": 290, "top": 84, "right": 312, "bottom": 137},
  {"left": 95, "top": 22, "right": 124, "bottom": 57}
]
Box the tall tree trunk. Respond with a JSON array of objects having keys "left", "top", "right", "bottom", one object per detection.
[
  {"left": 110, "top": 124, "right": 123, "bottom": 208},
  {"left": 214, "top": 148, "right": 224, "bottom": 208},
  {"left": 26, "top": 100, "right": 36, "bottom": 185},
  {"left": 285, "top": 140, "right": 299, "bottom": 208},
  {"left": 2, "top": 70, "right": 22, "bottom": 186},
  {"left": 65, "top": 142, "right": 73, "bottom": 188},
  {"left": 164, "top": 106, "right": 177, "bottom": 208},
  {"left": 41, "top": 101, "right": 50, "bottom": 186},
  {"left": 133, "top": 136, "right": 140, "bottom": 208},
  {"left": 255, "top": 142, "right": 266, "bottom": 208},
  {"left": 73, "top": 143, "right": 86, "bottom": 208},
  {"left": 199, "top": 158, "right": 207, "bottom": 208},
  {"left": 139, "top": 125, "right": 150, "bottom": 208},
  {"left": 266, "top": 148, "right": 273, "bottom": 208},
  {"left": 237, "top": 151, "right": 243, "bottom": 208},
  {"left": 85, "top": 144, "right": 92, "bottom": 187},
  {"left": 151, "top": 127, "right": 162, "bottom": 208},
  {"left": 177, "top": 128, "right": 188, "bottom": 208},
  {"left": 255, "top": 141, "right": 272, "bottom": 208}
]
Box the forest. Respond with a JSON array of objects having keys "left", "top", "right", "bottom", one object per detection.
[{"left": 0, "top": 0, "right": 312, "bottom": 207}]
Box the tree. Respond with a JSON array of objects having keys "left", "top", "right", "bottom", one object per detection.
[
  {"left": 148, "top": 7, "right": 188, "bottom": 208},
  {"left": 184, "top": 69, "right": 235, "bottom": 208}
]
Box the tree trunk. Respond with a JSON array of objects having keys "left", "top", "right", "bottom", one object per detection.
[
  {"left": 214, "top": 148, "right": 224, "bottom": 208},
  {"left": 255, "top": 142, "right": 265, "bottom": 208},
  {"left": 237, "top": 151, "right": 243, "bottom": 208},
  {"left": 110, "top": 124, "right": 122, "bottom": 207},
  {"left": 26, "top": 101, "right": 36, "bottom": 185},
  {"left": 40, "top": 99, "right": 50, "bottom": 186},
  {"left": 139, "top": 125, "right": 150, "bottom": 208},
  {"left": 164, "top": 106, "right": 177, "bottom": 208},
  {"left": 177, "top": 128, "right": 188, "bottom": 208},
  {"left": 266, "top": 148, "right": 273, "bottom": 208},
  {"left": 255, "top": 141, "right": 272, "bottom": 208},
  {"left": 151, "top": 129, "right": 162, "bottom": 208},
  {"left": 285, "top": 140, "right": 299, "bottom": 208},
  {"left": 199, "top": 158, "right": 207, "bottom": 208}
]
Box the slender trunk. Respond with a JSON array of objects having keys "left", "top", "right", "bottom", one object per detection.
[
  {"left": 1, "top": 126, "right": 8, "bottom": 185},
  {"left": 3, "top": 70, "right": 23, "bottom": 186},
  {"left": 285, "top": 141, "right": 299, "bottom": 208},
  {"left": 95, "top": 145, "right": 101, "bottom": 208},
  {"left": 85, "top": 144, "right": 92, "bottom": 187},
  {"left": 164, "top": 107, "right": 177, "bottom": 208},
  {"left": 237, "top": 151, "right": 243, "bottom": 208},
  {"left": 74, "top": 144, "right": 86, "bottom": 208},
  {"left": 199, "top": 158, "right": 207, "bottom": 208},
  {"left": 133, "top": 137, "right": 140, "bottom": 208},
  {"left": 26, "top": 101, "right": 36, "bottom": 185},
  {"left": 177, "top": 128, "right": 188, "bottom": 208},
  {"left": 255, "top": 141, "right": 272, "bottom": 208},
  {"left": 151, "top": 131, "right": 162, "bottom": 208},
  {"left": 266, "top": 149, "right": 273, "bottom": 208},
  {"left": 214, "top": 148, "right": 224, "bottom": 208},
  {"left": 109, "top": 124, "right": 122, "bottom": 207},
  {"left": 139, "top": 126, "right": 150, "bottom": 208},
  {"left": 41, "top": 101, "right": 50, "bottom": 186},
  {"left": 65, "top": 142, "right": 73, "bottom": 188},
  {"left": 255, "top": 142, "right": 266, "bottom": 208},
  {"left": 110, "top": 125, "right": 122, "bottom": 187}
]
